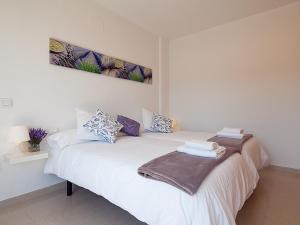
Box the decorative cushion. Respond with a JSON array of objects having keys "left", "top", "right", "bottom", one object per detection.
[
  {"left": 117, "top": 115, "right": 140, "bottom": 136},
  {"left": 83, "top": 110, "right": 123, "bottom": 143},
  {"left": 151, "top": 113, "right": 173, "bottom": 133}
]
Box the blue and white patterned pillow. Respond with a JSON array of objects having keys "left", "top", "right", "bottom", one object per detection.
[
  {"left": 83, "top": 110, "right": 123, "bottom": 143},
  {"left": 150, "top": 113, "right": 173, "bottom": 133}
]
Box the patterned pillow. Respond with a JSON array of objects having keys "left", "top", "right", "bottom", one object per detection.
[
  {"left": 151, "top": 113, "right": 173, "bottom": 133},
  {"left": 83, "top": 110, "right": 123, "bottom": 143}
]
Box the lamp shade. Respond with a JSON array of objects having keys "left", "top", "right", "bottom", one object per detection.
[
  {"left": 171, "top": 118, "right": 180, "bottom": 132},
  {"left": 8, "top": 126, "right": 30, "bottom": 145}
]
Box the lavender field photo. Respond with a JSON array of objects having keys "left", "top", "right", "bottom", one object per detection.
[{"left": 49, "top": 38, "right": 152, "bottom": 84}]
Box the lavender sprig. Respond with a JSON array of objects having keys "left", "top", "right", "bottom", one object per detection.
[{"left": 29, "top": 128, "right": 47, "bottom": 145}]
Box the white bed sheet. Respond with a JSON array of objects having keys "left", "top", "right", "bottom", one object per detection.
[
  {"left": 141, "top": 130, "right": 269, "bottom": 171},
  {"left": 45, "top": 136, "right": 258, "bottom": 225}
]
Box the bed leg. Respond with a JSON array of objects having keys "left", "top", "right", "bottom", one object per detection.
[{"left": 67, "top": 181, "right": 72, "bottom": 196}]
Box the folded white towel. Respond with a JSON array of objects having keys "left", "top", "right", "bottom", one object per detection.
[
  {"left": 221, "top": 127, "right": 244, "bottom": 134},
  {"left": 216, "top": 131, "right": 244, "bottom": 139},
  {"left": 185, "top": 140, "right": 219, "bottom": 151},
  {"left": 177, "top": 145, "right": 226, "bottom": 159}
]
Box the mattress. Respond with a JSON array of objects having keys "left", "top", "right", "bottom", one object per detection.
[
  {"left": 44, "top": 136, "right": 258, "bottom": 225},
  {"left": 141, "top": 130, "right": 269, "bottom": 171}
]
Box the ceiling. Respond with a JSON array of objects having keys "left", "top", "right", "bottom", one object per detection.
[{"left": 94, "top": 0, "right": 299, "bottom": 39}]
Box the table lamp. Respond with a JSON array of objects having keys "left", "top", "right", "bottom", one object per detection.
[
  {"left": 8, "top": 126, "right": 30, "bottom": 153},
  {"left": 171, "top": 118, "right": 180, "bottom": 132}
]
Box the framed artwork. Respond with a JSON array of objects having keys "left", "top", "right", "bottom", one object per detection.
[{"left": 49, "top": 38, "right": 152, "bottom": 84}]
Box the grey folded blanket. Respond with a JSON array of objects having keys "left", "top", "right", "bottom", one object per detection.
[
  {"left": 207, "top": 134, "right": 253, "bottom": 152},
  {"left": 138, "top": 147, "right": 239, "bottom": 195}
]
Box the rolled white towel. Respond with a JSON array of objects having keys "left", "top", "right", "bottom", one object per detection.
[
  {"left": 177, "top": 145, "right": 226, "bottom": 159},
  {"left": 216, "top": 131, "right": 244, "bottom": 139},
  {"left": 221, "top": 127, "right": 244, "bottom": 134},
  {"left": 185, "top": 140, "right": 219, "bottom": 151}
]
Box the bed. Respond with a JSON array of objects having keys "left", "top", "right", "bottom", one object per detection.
[
  {"left": 44, "top": 135, "right": 259, "bottom": 225},
  {"left": 141, "top": 130, "right": 269, "bottom": 172}
]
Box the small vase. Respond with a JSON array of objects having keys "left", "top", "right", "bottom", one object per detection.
[{"left": 29, "top": 143, "right": 40, "bottom": 152}]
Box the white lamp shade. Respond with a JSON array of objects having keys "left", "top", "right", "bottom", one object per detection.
[
  {"left": 8, "top": 126, "right": 30, "bottom": 145},
  {"left": 171, "top": 118, "right": 180, "bottom": 131}
]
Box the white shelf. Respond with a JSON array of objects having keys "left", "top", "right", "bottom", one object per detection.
[{"left": 5, "top": 150, "right": 48, "bottom": 164}]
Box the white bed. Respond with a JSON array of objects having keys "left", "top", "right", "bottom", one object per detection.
[
  {"left": 141, "top": 130, "right": 269, "bottom": 172},
  {"left": 45, "top": 135, "right": 259, "bottom": 225}
]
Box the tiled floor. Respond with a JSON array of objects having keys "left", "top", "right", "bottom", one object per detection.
[
  {"left": 0, "top": 166, "right": 299, "bottom": 225},
  {"left": 236, "top": 166, "right": 300, "bottom": 225}
]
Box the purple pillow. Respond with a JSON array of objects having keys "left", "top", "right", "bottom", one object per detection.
[{"left": 117, "top": 115, "right": 140, "bottom": 136}]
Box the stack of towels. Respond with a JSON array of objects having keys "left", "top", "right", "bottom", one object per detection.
[
  {"left": 177, "top": 140, "right": 226, "bottom": 159},
  {"left": 217, "top": 127, "right": 244, "bottom": 139}
]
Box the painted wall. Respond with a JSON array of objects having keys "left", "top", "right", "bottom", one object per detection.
[
  {"left": 0, "top": 0, "right": 160, "bottom": 201},
  {"left": 170, "top": 2, "right": 300, "bottom": 169},
  {"left": 159, "top": 37, "right": 170, "bottom": 116}
]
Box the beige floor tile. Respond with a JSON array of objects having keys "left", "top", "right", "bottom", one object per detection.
[{"left": 236, "top": 167, "right": 300, "bottom": 225}]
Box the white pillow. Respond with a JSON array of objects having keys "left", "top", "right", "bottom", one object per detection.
[
  {"left": 47, "top": 129, "right": 87, "bottom": 149},
  {"left": 142, "top": 108, "right": 154, "bottom": 130},
  {"left": 76, "top": 108, "right": 105, "bottom": 141}
]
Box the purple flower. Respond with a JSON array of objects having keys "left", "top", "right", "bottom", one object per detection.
[{"left": 29, "top": 128, "right": 47, "bottom": 145}]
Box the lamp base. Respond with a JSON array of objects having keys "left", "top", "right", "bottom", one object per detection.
[{"left": 17, "top": 142, "right": 30, "bottom": 153}]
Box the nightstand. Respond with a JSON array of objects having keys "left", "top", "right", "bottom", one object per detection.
[{"left": 5, "top": 150, "right": 49, "bottom": 164}]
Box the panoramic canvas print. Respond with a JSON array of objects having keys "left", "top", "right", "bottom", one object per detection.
[{"left": 49, "top": 38, "right": 152, "bottom": 84}]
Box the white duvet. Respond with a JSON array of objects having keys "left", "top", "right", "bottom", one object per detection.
[{"left": 45, "top": 136, "right": 259, "bottom": 225}]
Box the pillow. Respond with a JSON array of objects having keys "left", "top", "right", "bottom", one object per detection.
[
  {"left": 47, "top": 129, "right": 88, "bottom": 149},
  {"left": 76, "top": 109, "right": 106, "bottom": 141},
  {"left": 117, "top": 115, "right": 140, "bottom": 136},
  {"left": 142, "top": 108, "right": 154, "bottom": 130},
  {"left": 151, "top": 113, "right": 173, "bottom": 133},
  {"left": 83, "top": 110, "right": 123, "bottom": 143}
]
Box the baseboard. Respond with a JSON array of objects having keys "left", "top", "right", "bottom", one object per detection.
[
  {"left": 0, "top": 181, "right": 66, "bottom": 209},
  {"left": 268, "top": 164, "right": 300, "bottom": 174}
]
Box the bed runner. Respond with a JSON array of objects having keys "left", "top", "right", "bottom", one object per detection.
[
  {"left": 138, "top": 147, "right": 239, "bottom": 195},
  {"left": 207, "top": 134, "right": 253, "bottom": 152}
]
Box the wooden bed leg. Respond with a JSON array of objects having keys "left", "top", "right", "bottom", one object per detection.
[{"left": 67, "top": 181, "right": 73, "bottom": 196}]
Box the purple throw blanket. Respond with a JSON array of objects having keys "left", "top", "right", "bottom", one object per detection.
[
  {"left": 138, "top": 147, "right": 239, "bottom": 195},
  {"left": 207, "top": 134, "right": 253, "bottom": 152}
]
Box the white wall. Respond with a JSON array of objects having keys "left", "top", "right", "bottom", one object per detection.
[
  {"left": 159, "top": 37, "right": 170, "bottom": 116},
  {"left": 0, "top": 0, "right": 160, "bottom": 201},
  {"left": 170, "top": 2, "right": 300, "bottom": 169}
]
